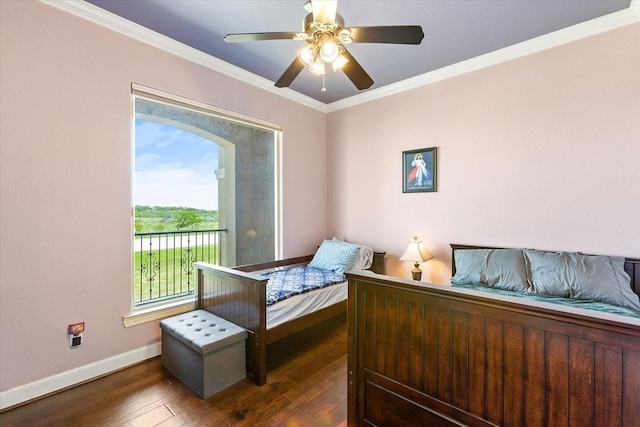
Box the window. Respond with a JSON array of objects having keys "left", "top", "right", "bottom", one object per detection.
[{"left": 125, "top": 84, "right": 281, "bottom": 325}]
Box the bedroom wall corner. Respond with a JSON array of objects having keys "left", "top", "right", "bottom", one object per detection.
[{"left": 327, "top": 22, "right": 640, "bottom": 283}]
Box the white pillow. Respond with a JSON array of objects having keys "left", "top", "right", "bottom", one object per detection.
[{"left": 332, "top": 237, "right": 374, "bottom": 270}]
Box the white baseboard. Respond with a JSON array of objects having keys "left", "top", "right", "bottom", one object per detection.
[{"left": 0, "top": 343, "right": 161, "bottom": 411}]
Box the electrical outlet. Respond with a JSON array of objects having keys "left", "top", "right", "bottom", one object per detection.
[
  {"left": 70, "top": 335, "right": 82, "bottom": 347},
  {"left": 68, "top": 322, "right": 84, "bottom": 347}
]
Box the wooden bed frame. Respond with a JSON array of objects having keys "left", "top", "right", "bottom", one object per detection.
[
  {"left": 347, "top": 244, "right": 640, "bottom": 426},
  {"left": 196, "top": 251, "right": 385, "bottom": 386}
]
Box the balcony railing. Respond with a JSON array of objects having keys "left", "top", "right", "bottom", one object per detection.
[{"left": 134, "top": 229, "right": 226, "bottom": 306}]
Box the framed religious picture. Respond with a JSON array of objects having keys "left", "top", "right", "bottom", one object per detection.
[{"left": 402, "top": 147, "right": 437, "bottom": 193}]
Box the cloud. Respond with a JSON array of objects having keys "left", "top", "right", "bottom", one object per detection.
[
  {"left": 135, "top": 168, "right": 218, "bottom": 210},
  {"left": 134, "top": 120, "right": 220, "bottom": 210},
  {"left": 135, "top": 153, "right": 161, "bottom": 170}
]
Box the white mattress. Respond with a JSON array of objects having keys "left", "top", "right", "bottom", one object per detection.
[{"left": 266, "top": 281, "right": 347, "bottom": 329}]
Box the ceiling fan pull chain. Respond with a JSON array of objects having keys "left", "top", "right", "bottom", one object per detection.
[{"left": 321, "top": 73, "right": 327, "bottom": 92}]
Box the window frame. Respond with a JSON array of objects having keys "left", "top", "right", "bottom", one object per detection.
[{"left": 124, "top": 83, "right": 282, "bottom": 327}]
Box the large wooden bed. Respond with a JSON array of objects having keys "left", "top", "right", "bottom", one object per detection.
[
  {"left": 196, "top": 250, "right": 385, "bottom": 386},
  {"left": 347, "top": 244, "right": 640, "bottom": 426}
]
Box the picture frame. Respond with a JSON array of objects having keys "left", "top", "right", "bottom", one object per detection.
[{"left": 402, "top": 147, "right": 437, "bottom": 193}]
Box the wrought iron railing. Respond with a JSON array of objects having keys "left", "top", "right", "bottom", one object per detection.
[{"left": 134, "top": 229, "right": 226, "bottom": 306}]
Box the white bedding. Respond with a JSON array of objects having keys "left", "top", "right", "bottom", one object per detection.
[{"left": 266, "top": 280, "right": 347, "bottom": 329}]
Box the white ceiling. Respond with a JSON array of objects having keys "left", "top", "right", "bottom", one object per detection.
[{"left": 81, "top": 0, "right": 635, "bottom": 105}]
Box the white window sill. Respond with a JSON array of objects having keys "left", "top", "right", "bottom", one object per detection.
[{"left": 123, "top": 298, "right": 196, "bottom": 327}]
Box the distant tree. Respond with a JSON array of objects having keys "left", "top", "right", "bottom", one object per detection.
[
  {"left": 134, "top": 220, "right": 143, "bottom": 232},
  {"left": 176, "top": 211, "right": 202, "bottom": 230}
]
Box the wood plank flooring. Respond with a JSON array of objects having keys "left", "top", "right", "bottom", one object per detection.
[{"left": 0, "top": 314, "right": 348, "bottom": 427}]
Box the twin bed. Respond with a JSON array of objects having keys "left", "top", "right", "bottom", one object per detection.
[
  {"left": 195, "top": 239, "right": 385, "bottom": 386},
  {"left": 195, "top": 240, "right": 640, "bottom": 425},
  {"left": 347, "top": 244, "right": 640, "bottom": 426}
]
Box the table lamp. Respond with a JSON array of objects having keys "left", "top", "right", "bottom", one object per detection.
[{"left": 399, "top": 237, "right": 433, "bottom": 281}]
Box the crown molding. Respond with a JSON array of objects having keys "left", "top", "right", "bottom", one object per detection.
[
  {"left": 328, "top": 3, "right": 640, "bottom": 112},
  {"left": 43, "top": 1, "right": 639, "bottom": 114},
  {"left": 42, "top": 0, "right": 329, "bottom": 113}
]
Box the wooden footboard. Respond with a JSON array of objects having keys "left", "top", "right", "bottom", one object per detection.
[
  {"left": 347, "top": 271, "right": 640, "bottom": 426},
  {"left": 196, "top": 256, "right": 312, "bottom": 386},
  {"left": 196, "top": 251, "right": 386, "bottom": 386}
]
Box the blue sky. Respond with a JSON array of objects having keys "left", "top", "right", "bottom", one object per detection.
[{"left": 135, "top": 119, "right": 219, "bottom": 210}]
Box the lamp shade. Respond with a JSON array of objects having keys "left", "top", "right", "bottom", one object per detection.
[{"left": 399, "top": 237, "right": 433, "bottom": 263}]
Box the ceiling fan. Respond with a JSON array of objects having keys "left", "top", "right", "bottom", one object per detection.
[{"left": 224, "top": 0, "right": 424, "bottom": 92}]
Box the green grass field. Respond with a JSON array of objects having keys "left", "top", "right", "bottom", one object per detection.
[
  {"left": 133, "top": 206, "right": 221, "bottom": 305},
  {"left": 134, "top": 206, "right": 218, "bottom": 233},
  {"left": 134, "top": 244, "right": 220, "bottom": 305}
]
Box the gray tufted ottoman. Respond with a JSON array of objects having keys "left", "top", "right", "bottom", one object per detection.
[{"left": 160, "top": 310, "right": 247, "bottom": 398}]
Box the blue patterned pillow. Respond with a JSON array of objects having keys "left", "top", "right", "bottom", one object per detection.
[{"left": 309, "top": 239, "right": 360, "bottom": 273}]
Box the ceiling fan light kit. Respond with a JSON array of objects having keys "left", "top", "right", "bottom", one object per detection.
[
  {"left": 224, "top": 0, "right": 424, "bottom": 92},
  {"left": 295, "top": 11, "right": 351, "bottom": 77},
  {"left": 331, "top": 51, "right": 349, "bottom": 72},
  {"left": 298, "top": 33, "right": 348, "bottom": 76},
  {"left": 319, "top": 36, "right": 339, "bottom": 63}
]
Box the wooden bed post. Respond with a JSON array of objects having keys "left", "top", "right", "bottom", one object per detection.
[{"left": 253, "top": 282, "right": 267, "bottom": 386}]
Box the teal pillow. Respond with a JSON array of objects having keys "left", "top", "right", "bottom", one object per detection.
[
  {"left": 309, "top": 239, "right": 360, "bottom": 274},
  {"left": 451, "top": 249, "right": 530, "bottom": 292},
  {"left": 523, "top": 249, "right": 640, "bottom": 311}
]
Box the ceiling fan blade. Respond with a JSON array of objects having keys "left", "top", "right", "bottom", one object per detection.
[
  {"left": 312, "top": 0, "right": 337, "bottom": 24},
  {"left": 341, "top": 48, "right": 374, "bottom": 90},
  {"left": 275, "top": 58, "right": 305, "bottom": 88},
  {"left": 348, "top": 26, "right": 424, "bottom": 44},
  {"left": 224, "top": 32, "right": 298, "bottom": 43}
]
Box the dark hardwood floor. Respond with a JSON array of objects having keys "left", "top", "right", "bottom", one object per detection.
[{"left": 0, "top": 314, "right": 348, "bottom": 427}]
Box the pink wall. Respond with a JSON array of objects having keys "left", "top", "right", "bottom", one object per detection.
[
  {"left": 0, "top": 1, "right": 326, "bottom": 396},
  {"left": 2, "top": 0, "right": 639, "bottom": 405},
  {"left": 327, "top": 22, "right": 640, "bottom": 282}
]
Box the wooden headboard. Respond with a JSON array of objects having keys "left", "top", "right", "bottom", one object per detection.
[
  {"left": 235, "top": 251, "right": 386, "bottom": 275},
  {"left": 451, "top": 243, "right": 640, "bottom": 298}
]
